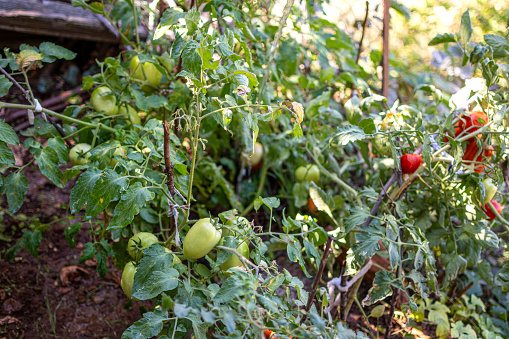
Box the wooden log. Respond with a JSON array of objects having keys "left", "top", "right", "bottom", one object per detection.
[{"left": 0, "top": 0, "right": 119, "bottom": 43}]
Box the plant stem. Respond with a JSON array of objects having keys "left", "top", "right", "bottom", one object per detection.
[
  {"left": 241, "top": 161, "right": 268, "bottom": 216},
  {"left": 0, "top": 102, "right": 117, "bottom": 133}
]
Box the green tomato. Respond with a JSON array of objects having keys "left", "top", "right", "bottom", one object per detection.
[
  {"left": 164, "top": 247, "right": 182, "bottom": 266},
  {"left": 91, "top": 86, "right": 119, "bottom": 116},
  {"left": 121, "top": 262, "right": 137, "bottom": 299},
  {"left": 119, "top": 104, "right": 141, "bottom": 125},
  {"left": 127, "top": 232, "right": 159, "bottom": 261},
  {"left": 220, "top": 241, "right": 249, "bottom": 271},
  {"left": 69, "top": 143, "right": 92, "bottom": 165},
  {"left": 242, "top": 142, "right": 264, "bottom": 167},
  {"left": 482, "top": 178, "right": 498, "bottom": 204},
  {"left": 295, "top": 164, "right": 320, "bottom": 183},
  {"left": 109, "top": 143, "right": 125, "bottom": 167},
  {"left": 183, "top": 218, "right": 221, "bottom": 259},
  {"left": 129, "top": 55, "right": 162, "bottom": 93}
]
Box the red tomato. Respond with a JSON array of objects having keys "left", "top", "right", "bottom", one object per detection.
[
  {"left": 458, "top": 111, "right": 488, "bottom": 134},
  {"left": 444, "top": 126, "right": 462, "bottom": 143},
  {"left": 463, "top": 143, "right": 493, "bottom": 173},
  {"left": 400, "top": 154, "right": 423, "bottom": 174},
  {"left": 483, "top": 200, "right": 503, "bottom": 221}
]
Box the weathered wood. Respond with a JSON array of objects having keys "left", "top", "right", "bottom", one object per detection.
[{"left": 0, "top": 0, "right": 119, "bottom": 43}]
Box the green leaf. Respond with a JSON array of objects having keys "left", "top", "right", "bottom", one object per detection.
[
  {"left": 5, "top": 172, "right": 29, "bottom": 214},
  {"left": 459, "top": 9, "right": 473, "bottom": 44},
  {"left": 0, "top": 120, "right": 19, "bottom": 145},
  {"left": 0, "top": 141, "right": 15, "bottom": 165},
  {"left": 345, "top": 206, "right": 372, "bottom": 233},
  {"left": 69, "top": 169, "right": 102, "bottom": 213},
  {"left": 154, "top": 8, "right": 185, "bottom": 40},
  {"left": 367, "top": 271, "right": 394, "bottom": 304},
  {"left": 428, "top": 33, "right": 457, "bottom": 46},
  {"left": 428, "top": 301, "right": 450, "bottom": 337},
  {"left": 212, "top": 276, "right": 244, "bottom": 303},
  {"left": 85, "top": 169, "right": 129, "bottom": 219},
  {"left": 451, "top": 321, "right": 477, "bottom": 338},
  {"left": 309, "top": 183, "right": 333, "bottom": 219},
  {"left": 0, "top": 75, "right": 13, "bottom": 97},
  {"left": 39, "top": 42, "right": 76, "bottom": 61},
  {"left": 330, "top": 125, "right": 366, "bottom": 146},
  {"left": 121, "top": 310, "right": 167, "bottom": 339},
  {"left": 495, "top": 261, "right": 509, "bottom": 290},
  {"left": 133, "top": 245, "right": 174, "bottom": 294},
  {"left": 132, "top": 268, "right": 179, "bottom": 300},
  {"left": 47, "top": 137, "right": 68, "bottom": 163},
  {"left": 108, "top": 182, "right": 155, "bottom": 229},
  {"left": 484, "top": 34, "right": 508, "bottom": 49},
  {"left": 146, "top": 95, "right": 168, "bottom": 108},
  {"left": 96, "top": 250, "right": 107, "bottom": 277},
  {"left": 445, "top": 254, "right": 467, "bottom": 285},
  {"left": 353, "top": 225, "right": 384, "bottom": 259},
  {"left": 23, "top": 230, "right": 42, "bottom": 257},
  {"left": 35, "top": 147, "right": 63, "bottom": 187},
  {"left": 79, "top": 242, "right": 96, "bottom": 264},
  {"left": 422, "top": 135, "right": 432, "bottom": 171},
  {"left": 64, "top": 223, "right": 82, "bottom": 249},
  {"left": 478, "top": 261, "right": 493, "bottom": 285},
  {"left": 184, "top": 8, "right": 200, "bottom": 35},
  {"left": 182, "top": 40, "right": 202, "bottom": 76}
]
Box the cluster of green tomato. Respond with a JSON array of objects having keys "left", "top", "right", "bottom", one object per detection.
[
  {"left": 121, "top": 216, "right": 251, "bottom": 299},
  {"left": 68, "top": 55, "right": 164, "bottom": 166}
]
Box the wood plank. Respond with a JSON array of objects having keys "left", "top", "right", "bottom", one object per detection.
[{"left": 0, "top": 0, "right": 120, "bottom": 43}]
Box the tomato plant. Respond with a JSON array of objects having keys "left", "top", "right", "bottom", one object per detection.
[{"left": 1, "top": 4, "right": 509, "bottom": 339}]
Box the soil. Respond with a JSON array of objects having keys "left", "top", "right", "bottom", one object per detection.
[{"left": 0, "top": 163, "right": 153, "bottom": 339}]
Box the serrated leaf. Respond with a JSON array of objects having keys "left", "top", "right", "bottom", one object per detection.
[
  {"left": 69, "top": 169, "right": 102, "bottom": 213},
  {"left": 133, "top": 268, "right": 179, "bottom": 300},
  {"left": 495, "top": 261, "right": 509, "bottom": 289},
  {"left": 0, "top": 120, "right": 19, "bottom": 145},
  {"left": 121, "top": 310, "right": 167, "bottom": 339},
  {"left": 0, "top": 141, "right": 15, "bottom": 165},
  {"left": 132, "top": 245, "right": 174, "bottom": 294},
  {"left": 309, "top": 183, "right": 333, "bottom": 218},
  {"left": 35, "top": 147, "right": 63, "bottom": 187},
  {"left": 212, "top": 276, "right": 244, "bottom": 303},
  {"left": 79, "top": 242, "right": 96, "bottom": 264},
  {"left": 367, "top": 271, "right": 394, "bottom": 305},
  {"left": 23, "top": 230, "right": 42, "bottom": 257},
  {"left": 478, "top": 261, "right": 493, "bottom": 285},
  {"left": 0, "top": 75, "right": 13, "bottom": 97},
  {"left": 96, "top": 250, "right": 107, "bottom": 277},
  {"left": 428, "top": 33, "right": 457, "bottom": 46},
  {"left": 64, "top": 223, "right": 81, "bottom": 249},
  {"left": 5, "top": 172, "right": 28, "bottom": 213},
  {"left": 108, "top": 182, "right": 155, "bottom": 229},
  {"left": 39, "top": 42, "right": 76, "bottom": 61},
  {"left": 154, "top": 8, "right": 185, "bottom": 40},
  {"left": 345, "top": 205, "right": 372, "bottom": 233},
  {"left": 85, "top": 169, "right": 130, "bottom": 218},
  {"left": 445, "top": 254, "right": 467, "bottom": 285},
  {"left": 484, "top": 34, "right": 508, "bottom": 49},
  {"left": 330, "top": 125, "right": 366, "bottom": 146}
]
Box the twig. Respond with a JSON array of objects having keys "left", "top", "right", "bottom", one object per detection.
[
  {"left": 447, "top": 281, "right": 473, "bottom": 306},
  {"left": 328, "top": 260, "right": 372, "bottom": 295},
  {"left": 256, "top": 0, "right": 294, "bottom": 105},
  {"left": 363, "top": 171, "right": 398, "bottom": 228},
  {"left": 355, "top": 1, "right": 370, "bottom": 64},
  {"left": 343, "top": 273, "right": 364, "bottom": 321},
  {"left": 0, "top": 66, "right": 31, "bottom": 101},
  {"left": 301, "top": 236, "right": 333, "bottom": 324},
  {"left": 382, "top": 0, "right": 390, "bottom": 98},
  {"left": 384, "top": 285, "right": 399, "bottom": 339}
]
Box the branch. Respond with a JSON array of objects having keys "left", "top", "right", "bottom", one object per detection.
[
  {"left": 355, "top": 1, "right": 370, "bottom": 64},
  {"left": 301, "top": 236, "right": 333, "bottom": 324}
]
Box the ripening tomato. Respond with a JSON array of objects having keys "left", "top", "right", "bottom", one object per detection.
[
  {"left": 295, "top": 164, "right": 320, "bottom": 183},
  {"left": 69, "top": 143, "right": 92, "bottom": 165},
  {"left": 91, "top": 86, "right": 119, "bottom": 116},
  {"left": 121, "top": 262, "right": 137, "bottom": 299},
  {"left": 482, "top": 178, "right": 498, "bottom": 204},
  {"left": 127, "top": 232, "right": 159, "bottom": 261},
  {"left": 459, "top": 111, "right": 488, "bottom": 134},
  {"left": 183, "top": 218, "right": 222, "bottom": 259},
  {"left": 242, "top": 142, "right": 264, "bottom": 169},
  {"left": 483, "top": 200, "right": 503, "bottom": 221},
  {"left": 400, "top": 154, "right": 423, "bottom": 174},
  {"left": 219, "top": 241, "right": 249, "bottom": 271},
  {"left": 129, "top": 55, "right": 162, "bottom": 93}
]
